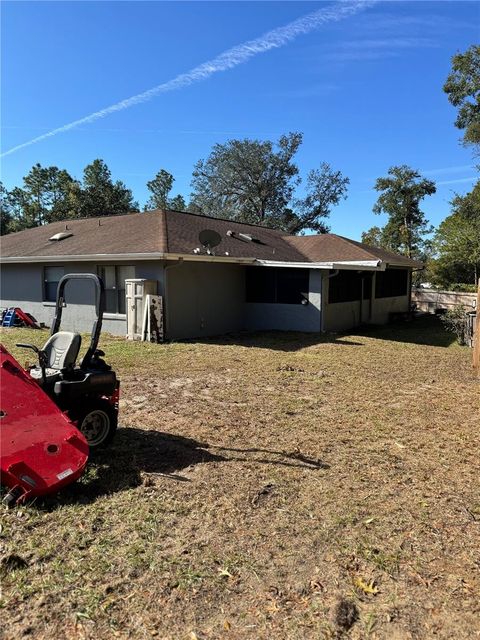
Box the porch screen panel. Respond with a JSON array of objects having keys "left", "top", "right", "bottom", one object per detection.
[
  {"left": 246, "top": 267, "right": 276, "bottom": 303},
  {"left": 276, "top": 269, "right": 309, "bottom": 304},
  {"left": 246, "top": 267, "right": 309, "bottom": 304},
  {"left": 375, "top": 269, "right": 408, "bottom": 298},
  {"left": 328, "top": 271, "right": 362, "bottom": 303}
]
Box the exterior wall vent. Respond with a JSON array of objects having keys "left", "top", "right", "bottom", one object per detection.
[{"left": 49, "top": 232, "right": 73, "bottom": 242}]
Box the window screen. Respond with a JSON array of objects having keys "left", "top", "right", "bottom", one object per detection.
[
  {"left": 328, "top": 271, "right": 362, "bottom": 303},
  {"left": 328, "top": 271, "right": 376, "bottom": 303},
  {"left": 44, "top": 266, "right": 65, "bottom": 302},
  {"left": 246, "top": 267, "right": 309, "bottom": 305},
  {"left": 375, "top": 269, "right": 408, "bottom": 298}
]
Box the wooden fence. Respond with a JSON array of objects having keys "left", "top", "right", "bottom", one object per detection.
[
  {"left": 412, "top": 288, "right": 477, "bottom": 313},
  {"left": 473, "top": 283, "right": 480, "bottom": 377}
]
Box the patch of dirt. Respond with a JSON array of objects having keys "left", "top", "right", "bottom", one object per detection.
[{"left": 1, "top": 318, "right": 479, "bottom": 639}]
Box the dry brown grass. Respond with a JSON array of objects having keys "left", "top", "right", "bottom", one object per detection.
[{"left": 1, "top": 317, "right": 479, "bottom": 639}]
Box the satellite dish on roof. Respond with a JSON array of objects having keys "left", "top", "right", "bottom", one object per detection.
[{"left": 199, "top": 229, "right": 221, "bottom": 254}]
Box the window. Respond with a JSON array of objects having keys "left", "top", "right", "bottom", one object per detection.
[
  {"left": 328, "top": 271, "right": 376, "bottom": 304},
  {"left": 44, "top": 266, "right": 64, "bottom": 302},
  {"left": 375, "top": 269, "right": 408, "bottom": 298},
  {"left": 97, "top": 265, "right": 135, "bottom": 314},
  {"left": 246, "top": 267, "right": 309, "bottom": 305}
]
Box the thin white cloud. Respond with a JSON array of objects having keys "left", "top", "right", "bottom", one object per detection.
[
  {"left": 353, "top": 12, "right": 478, "bottom": 33},
  {"left": 1, "top": 0, "right": 375, "bottom": 159},
  {"left": 436, "top": 176, "right": 477, "bottom": 186},
  {"left": 422, "top": 164, "right": 475, "bottom": 176},
  {"left": 341, "top": 37, "right": 437, "bottom": 49},
  {"left": 324, "top": 35, "right": 438, "bottom": 62}
]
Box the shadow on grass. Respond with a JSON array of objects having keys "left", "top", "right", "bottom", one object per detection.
[
  {"left": 189, "top": 331, "right": 365, "bottom": 351},
  {"left": 37, "top": 427, "right": 329, "bottom": 508},
  {"left": 355, "top": 315, "right": 458, "bottom": 348},
  {"left": 188, "top": 314, "right": 456, "bottom": 350}
]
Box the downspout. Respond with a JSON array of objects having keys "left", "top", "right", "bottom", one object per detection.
[
  {"left": 164, "top": 258, "right": 184, "bottom": 339},
  {"left": 321, "top": 269, "right": 339, "bottom": 332}
]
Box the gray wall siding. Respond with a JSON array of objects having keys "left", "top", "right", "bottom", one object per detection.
[
  {"left": 135, "top": 261, "right": 165, "bottom": 294},
  {"left": 1, "top": 261, "right": 164, "bottom": 336},
  {"left": 2, "top": 260, "right": 409, "bottom": 339},
  {"left": 245, "top": 269, "right": 322, "bottom": 332},
  {"left": 166, "top": 261, "right": 245, "bottom": 339}
]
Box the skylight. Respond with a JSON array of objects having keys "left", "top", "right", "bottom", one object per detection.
[{"left": 49, "top": 232, "right": 73, "bottom": 242}]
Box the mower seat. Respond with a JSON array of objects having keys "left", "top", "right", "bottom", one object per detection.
[{"left": 30, "top": 331, "right": 82, "bottom": 385}]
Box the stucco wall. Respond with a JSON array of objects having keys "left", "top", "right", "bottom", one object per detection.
[
  {"left": 0, "top": 261, "right": 164, "bottom": 336},
  {"left": 165, "top": 261, "right": 245, "bottom": 339},
  {"left": 322, "top": 270, "right": 411, "bottom": 331},
  {"left": 244, "top": 269, "right": 322, "bottom": 332},
  {"left": 369, "top": 293, "right": 410, "bottom": 324},
  {"left": 323, "top": 300, "right": 362, "bottom": 332},
  {"left": 1, "top": 260, "right": 411, "bottom": 340}
]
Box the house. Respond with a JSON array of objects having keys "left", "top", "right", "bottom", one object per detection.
[{"left": 0, "top": 209, "right": 422, "bottom": 338}]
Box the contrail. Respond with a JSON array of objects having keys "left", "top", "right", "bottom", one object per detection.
[{"left": 1, "top": 1, "right": 375, "bottom": 158}]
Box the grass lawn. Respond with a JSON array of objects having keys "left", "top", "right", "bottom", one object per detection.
[{"left": 1, "top": 317, "right": 479, "bottom": 639}]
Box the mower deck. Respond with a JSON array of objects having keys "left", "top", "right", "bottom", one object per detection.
[{"left": 0, "top": 345, "right": 89, "bottom": 505}]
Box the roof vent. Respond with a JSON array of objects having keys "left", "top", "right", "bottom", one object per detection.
[{"left": 49, "top": 232, "right": 73, "bottom": 242}]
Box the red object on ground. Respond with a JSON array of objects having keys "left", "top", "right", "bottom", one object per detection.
[
  {"left": 12, "top": 307, "right": 39, "bottom": 328},
  {"left": 0, "top": 345, "right": 89, "bottom": 504}
]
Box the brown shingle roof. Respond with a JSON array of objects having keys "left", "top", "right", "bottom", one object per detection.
[
  {"left": 286, "top": 234, "right": 423, "bottom": 267},
  {"left": 1, "top": 212, "right": 167, "bottom": 258},
  {"left": 165, "top": 210, "right": 300, "bottom": 261},
  {"left": 1, "top": 209, "right": 422, "bottom": 268}
]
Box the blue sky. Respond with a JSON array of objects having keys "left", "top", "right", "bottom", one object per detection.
[{"left": 1, "top": 1, "right": 479, "bottom": 240}]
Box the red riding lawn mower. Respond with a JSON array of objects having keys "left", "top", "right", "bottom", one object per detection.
[{"left": 1, "top": 274, "right": 120, "bottom": 505}]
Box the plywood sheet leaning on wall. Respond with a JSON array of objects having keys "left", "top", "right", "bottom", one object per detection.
[{"left": 142, "top": 295, "right": 164, "bottom": 343}]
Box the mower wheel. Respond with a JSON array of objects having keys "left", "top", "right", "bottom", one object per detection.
[{"left": 75, "top": 401, "right": 117, "bottom": 448}]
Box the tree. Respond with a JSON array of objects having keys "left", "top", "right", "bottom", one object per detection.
[
  {"left": 0, "top": 182, "right": 13, "bottom": 235},
  {"left": 372, "top": 165, "right": 436, "bottom": 258},
  {"left": 361, "top": 226, "right": 385, "bottom": 248},
  {"left": 169, "top": 194, "right": 187, "bottom": 211},
  {"left": 3, "top": 164, "right": 80, "bottom": 231},
  {"left": 145, "top": 170, "right": 187, "bottom": 211},
  {"left": 191, "top": 133, "right": 302, "bottom": 228},
  {"left": 145, "top": 169, "right": 174, "bottom": 210},
  {"left": 443, "top": 45, "right": 480, "bottom": 149},
  {"left": 292, "top": 163, "right": 349, "bottom": 234},
  {"left": 432, "top": 180, "right": 480, "bottom": 286},
  {"left": 79, "top": 159, "right": 137, "bottom": 217},
  {"left": 190, "top": 133, "right": 349, "bottom": 234}
]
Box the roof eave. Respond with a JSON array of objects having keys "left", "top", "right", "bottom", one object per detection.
[
  {"left": 255, "top": 259, "right": 386, "bottom": 271},
  {"left": 1, "top": 252, "right": 167, "bottom": 264},
  {"left": 0, "top": 252, "right": 258, "bottom": 265}
]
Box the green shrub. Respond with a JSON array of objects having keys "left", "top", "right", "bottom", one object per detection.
[
  {"left": 440, "top": 305, "right": 469, "bottom": 345},
  {"left": 448, "top": 283, "right": 477, "bottom": 293}
]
